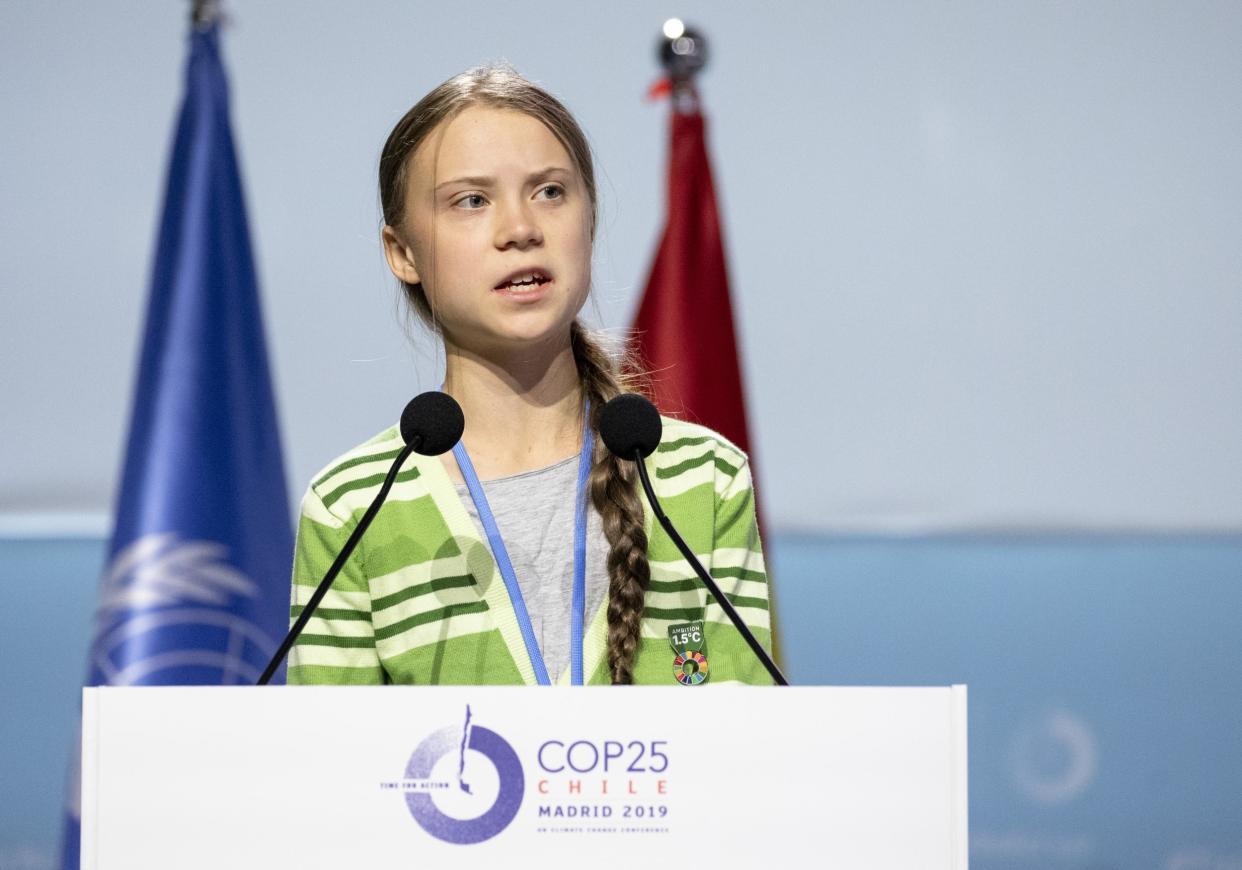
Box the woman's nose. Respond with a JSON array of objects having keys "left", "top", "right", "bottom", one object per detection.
[{"left": 494, "top": 199, "right": 543, "bottom": 250}]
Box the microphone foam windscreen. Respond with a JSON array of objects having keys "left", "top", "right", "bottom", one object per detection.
[
  {"left": 400, "top": 391, "right": 465, "bottom": 455},
  {"left": 599, "top": 393, "right": 663, "bottom": 459}
]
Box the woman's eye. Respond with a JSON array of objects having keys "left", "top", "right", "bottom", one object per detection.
[
  {"left": 539, "top": 184, "right": 565, "bottom": 200},
  {"left": 456, "top": 194, "right": 487, "bottom": 210}
]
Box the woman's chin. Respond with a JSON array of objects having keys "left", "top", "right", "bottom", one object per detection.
[{"left": 465, "top": 317, "right": 579, "bottom": 356}]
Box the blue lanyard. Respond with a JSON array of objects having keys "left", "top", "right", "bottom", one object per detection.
[{"left": 452, "top": 402, "right": 593, "bottom": 686}]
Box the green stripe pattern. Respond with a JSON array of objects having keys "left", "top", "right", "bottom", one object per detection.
[{"left": 287, "top": 416, "right": 773, "bottom": 686}]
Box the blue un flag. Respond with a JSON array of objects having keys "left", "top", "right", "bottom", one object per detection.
[{"left": 60, "top": 20, "right": 292, "bottom": 868}]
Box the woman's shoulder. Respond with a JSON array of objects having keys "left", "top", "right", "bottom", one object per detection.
[
  {"left": 652, "top": 415, "right": 752, "bottom": 489},
  {"left": 656, "top": 415, "right": 749, "bottom": 461},
  {"left": 299, "top": 423, "right": 409, "bottom": 522}
]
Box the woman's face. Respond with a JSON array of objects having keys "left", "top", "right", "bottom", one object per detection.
[{"left": 383, "top": 105, "right": 594, "bottom": 356}]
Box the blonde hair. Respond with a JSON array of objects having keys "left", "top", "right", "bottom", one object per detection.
[{"left": 378, "top": 64, "right": 651, "bottom": 683}]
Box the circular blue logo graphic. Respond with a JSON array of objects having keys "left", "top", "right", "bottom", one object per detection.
[{"left": 404, "top": 713, "right": 524, "bottom": 844}]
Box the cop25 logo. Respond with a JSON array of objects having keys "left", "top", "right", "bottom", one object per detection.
[{"left": 402, "top": 705, "right": 524, "bottom": 844}]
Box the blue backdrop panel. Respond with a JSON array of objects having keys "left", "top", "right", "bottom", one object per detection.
[
  {"left": 2, "top": 533, "right": 1240, "bottom": 868},
  {"left": 773, "top": 533, "right": 1242, "bottom": 870},
  {"left": 0, "top": 539, "right": 104, "bottom": 869}
]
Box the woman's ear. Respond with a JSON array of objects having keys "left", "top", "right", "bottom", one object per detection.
[{"left": 381, "top": 225, "right": 422, "bottom": 285}]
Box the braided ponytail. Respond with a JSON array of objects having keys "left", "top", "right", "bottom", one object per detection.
[{"left": 570, "top": 321, "right": 651, "bottom": 684}]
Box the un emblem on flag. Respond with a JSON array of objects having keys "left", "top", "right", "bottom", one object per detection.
[{"left": 90, "top": 533, "right": 278, "bottom": 685}]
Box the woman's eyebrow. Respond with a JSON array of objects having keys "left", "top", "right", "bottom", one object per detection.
[{"left": 435, "top": 166, "right": 571, "bottom": 192}]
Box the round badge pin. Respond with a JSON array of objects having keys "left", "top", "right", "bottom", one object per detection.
[{"left": 673, "top": 650, "right": 709, "bottom": 685}]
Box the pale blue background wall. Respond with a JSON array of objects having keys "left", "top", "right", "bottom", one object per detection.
[
  {"left": 2, "top": 2, "right": 1241, "bottom": 869},
  {"left": 2, "top": 0, "right": 1240, "bottom": 531}
]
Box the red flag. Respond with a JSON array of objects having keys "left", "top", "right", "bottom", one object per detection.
[
  {"left": 630, "top": 106, "right": 753, "bottom": 457},
  {"left": 631, "top": 97, "right": 780, "bottom": 663}
]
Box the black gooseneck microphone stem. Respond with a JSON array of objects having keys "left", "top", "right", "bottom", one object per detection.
[
  {"left": 256, "top": 437, "right": 421, "bottom": 685},
  {"left": 632, "top": 450, "right": 789, "bottom": 686}
]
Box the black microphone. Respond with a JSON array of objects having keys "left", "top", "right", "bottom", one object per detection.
[
  {"left": 257, "top": 391, "right": 464, "bottom": 685},
  {"left": 599, "top": 393, "right": 789, "bottom": 686},
  {"left": 400, "top": 390, "right": 466, "bottom": 456}
]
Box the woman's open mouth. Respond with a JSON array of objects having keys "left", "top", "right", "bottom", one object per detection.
[{"left": 493, "top": 270, "right": 553, "bottom": 298}]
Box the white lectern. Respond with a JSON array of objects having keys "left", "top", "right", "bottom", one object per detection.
[{"left": 81, "top": 685, "right": 967, "bottom": 869}]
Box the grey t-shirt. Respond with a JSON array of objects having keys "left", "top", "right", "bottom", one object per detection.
[{"left": 454, "top": 454, "right": 609, "bottom": 683}]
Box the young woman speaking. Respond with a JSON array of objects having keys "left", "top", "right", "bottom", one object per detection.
[{"left": 288, "top": 65, "right": 773, "bottom": 687}]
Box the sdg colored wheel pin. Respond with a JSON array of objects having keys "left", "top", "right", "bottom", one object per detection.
[{"left": 674, "top": 650, "right": 709, "bottom": 685}]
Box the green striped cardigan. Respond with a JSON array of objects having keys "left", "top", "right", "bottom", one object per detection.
[{"left": 287, "top": 416, "right": 773, "bottom": 686}]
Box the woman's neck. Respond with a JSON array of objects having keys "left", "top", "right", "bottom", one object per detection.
[{"left": 440, "top": 337, "right": 585, "bottom": 482}]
